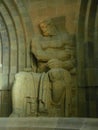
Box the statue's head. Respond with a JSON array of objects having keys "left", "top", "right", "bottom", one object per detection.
[{"left": 39, "top": 19, "right": 57, "bottom": 36}]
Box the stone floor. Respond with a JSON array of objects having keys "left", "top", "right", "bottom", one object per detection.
[{"left": 0, "top": 117, "right": 98, "bottom": 130}]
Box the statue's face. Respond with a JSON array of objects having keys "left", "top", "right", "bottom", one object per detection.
[
  {"left": 39, "top": 21, "right": 56, "bottom": 36},
  {"left": 39, "top": 22, "right": 50, "bottom": 36}
]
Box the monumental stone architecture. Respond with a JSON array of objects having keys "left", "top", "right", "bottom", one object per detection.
[
  {"left": 0, "top": 0, "right": 98, "bottom": 119},
  {"left": 10, "top": 17, "right": 76, "bottom": 117}
]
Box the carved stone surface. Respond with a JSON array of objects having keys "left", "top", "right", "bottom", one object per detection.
[
  {"left": 10, "top": 17, "right": 76, "bottom": 117},
  {"left": 0, "top": 0, "right": 33, "bottom": 117},
  {"left": 0, "top": 0, "right": 97, "bottom": 118}
]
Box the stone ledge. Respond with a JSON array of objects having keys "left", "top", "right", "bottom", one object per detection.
[{"left": 0, "top": 118, "right": 98, "bottom": 130}]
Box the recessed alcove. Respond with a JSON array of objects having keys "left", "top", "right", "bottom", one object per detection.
[{"left": 0, "top": 0, "right": 98, "bottom": 124}]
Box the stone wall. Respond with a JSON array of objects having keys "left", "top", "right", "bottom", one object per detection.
[
  {"left": 0, "top": 0, "right": 98, "bottom": 117},
  {"left": 0, "top": 0, "right": 33, "bottom": 116},
  {"left": 77, "top": 0, "right": 98, "bottom": 117},
  {"left": 24, "top": 0, "right": 79, "bottom": 35},
  {"left": 0, "top": 0, "right": 79, "bottom": 117}
]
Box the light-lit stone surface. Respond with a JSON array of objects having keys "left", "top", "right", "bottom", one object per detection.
[
  {"left": 0, "top": 118, "right": 98, "bottom": 130},
  {"left": 0, "top": 0, "right": 33, "bottom": 116},
  {"left": 10, "top": 17, "right": 77, "bottom": 117},
  {"left": 0, "top": 0, "right": 98, "bottom": 118}
]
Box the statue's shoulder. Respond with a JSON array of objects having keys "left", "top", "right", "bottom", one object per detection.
[
  {"left": 31, "top": 35, "right": 43, "bottom": 48},
  {"left": 32, "top": 35, "right": 42, "bottom": 42}
]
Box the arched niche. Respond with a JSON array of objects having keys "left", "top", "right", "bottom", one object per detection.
[
  {"left": 77, "top": 0, "right": 98, "bottom": 117},
  {"left": 0, "top": 0, "right": 33, "bottom": 116}
]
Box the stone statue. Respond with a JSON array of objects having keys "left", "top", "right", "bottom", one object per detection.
[
  {"left": 10, "top": 18, "right": 76, "bottom": 117},
  {"left": 31, "top": 19, "right": 75, "bottom": 73}
]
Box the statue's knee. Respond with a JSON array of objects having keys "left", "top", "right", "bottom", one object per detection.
[
  {"left": 48, "top": 68, "right": 65, "bottom": 82},
  {"left": 48, "top": 69, "right": 66, "bottom": 102}
]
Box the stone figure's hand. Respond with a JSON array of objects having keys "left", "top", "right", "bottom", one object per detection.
[{"left": 47, "top": 59, "right": 63, "bottom": 69}]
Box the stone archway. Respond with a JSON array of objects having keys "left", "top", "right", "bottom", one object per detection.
[
  {"left": 0, "top": 0, "right": 33, "bottom": 117},
  {"left": 77, "top": 0, "right": 98, "bottom": 117}
]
